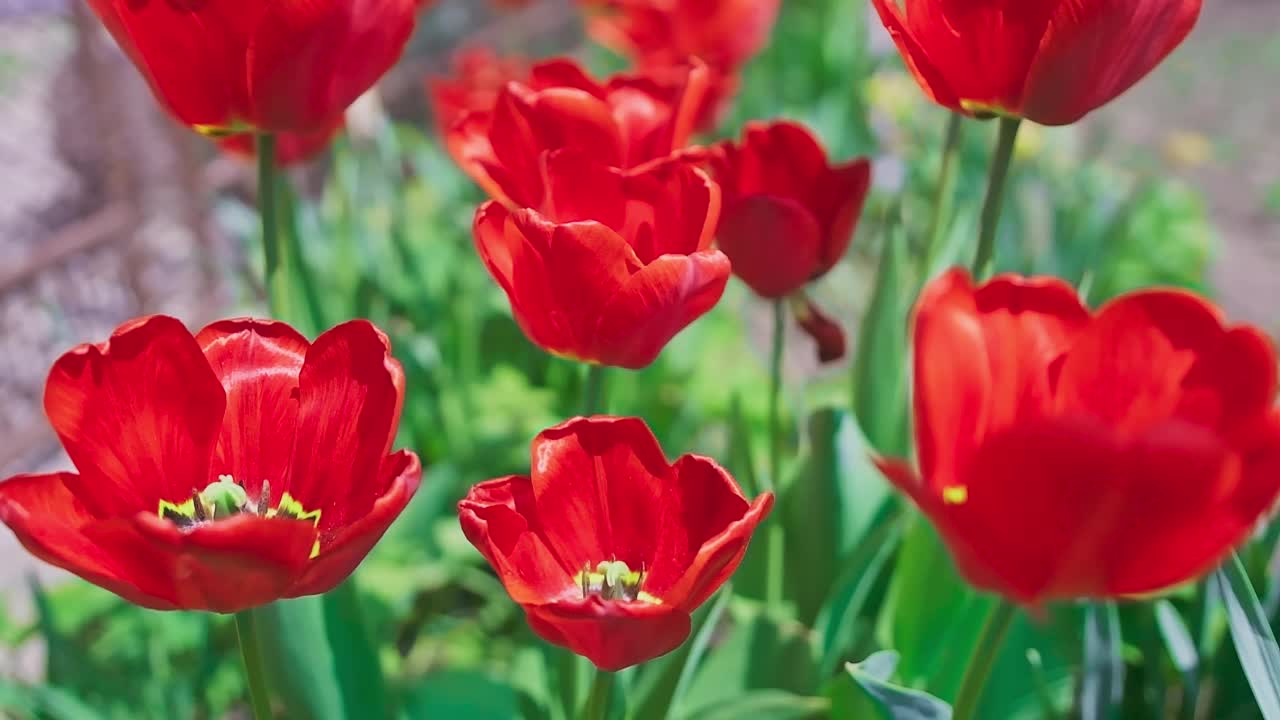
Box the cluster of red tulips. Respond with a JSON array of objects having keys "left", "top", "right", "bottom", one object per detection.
[{"left": 2, "top": 0, "right": 1278, "bottom": 717}]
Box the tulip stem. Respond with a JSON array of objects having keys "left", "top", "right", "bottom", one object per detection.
[
  {"left": 924, "top": 113, "right": 964, "bottom": 274},
  {"left": 234, "top": 609, "right": 274, "bottom": 719},
  {"left": 582, "top": 364, "right": 607, "bottom": 416},
  {"left": 257, "top": 133, "right": 290, "bottom": 317},
  {"left": 581, "top": 668, "right": 615, "bottom": 720},
  {"left": 765, "top": 299, "right": 786, "bottom": 607},
  {"left": 971, "top": 117, "right": 1021, "bottom": 278},
  {"left": 953, "top": 599, "right": 1017, "bottom": 720}
]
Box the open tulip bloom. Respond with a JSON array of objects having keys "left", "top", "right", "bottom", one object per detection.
[
  {"left": 878, "top": 269, "right": 1280, "bottom": 606},
  {"left": 447, "top": 57, "right": 710, "bottom": 209},
  {"left": 459, "top": 416, "right": 773, "bottom": 670},
  {"left": 473, "top": 149, "right": 730, "bottom": 369},
  {"left": 871, "top": 0, "right": 1202, "bottom": 125},
  {"left": 87, "top": 0, "right": 418, "bottom": 134},
  {"left": 710, "top": 120, "right": 872, "bottom": 362},
  {"left": 0, "top": 316, "right": 420, "bottom": 613}
]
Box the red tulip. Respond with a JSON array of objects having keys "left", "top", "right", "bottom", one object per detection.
[
  {"left": 870, "top": 0, "right": 1201, "bottom": 125},
  {"left": 473, "top": 150, "right": 729, "bottom": 369},
  {"left": 459, "top": 416, "right": 773, "bottom": 670},
  {"left": 581, "top": 0, "right": 781, "bottom": 70},
  {"left": 86, "top": 0, "right": 418, "bottom": 134},
  {"left": 218, "top": 120, "right": 344, "bottom": 167},
  {"left": 448, "top": 57, "right": 710, "bottom": 209},
  {"left": 878, "top": 269, "right": 1280, "bottom": 605},
  {"left": 709, "top": 121, "right": 871, "bottom": 362},
  {"left": 0, "top": 316, "right": 420, "bottom": 613},
  {"left": 426, "top": 46, "right": 530, "bottom": 138}
]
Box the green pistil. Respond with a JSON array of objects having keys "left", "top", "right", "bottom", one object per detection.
[{"left": 575, "top": 560, "right": 661, "bottom": 604}]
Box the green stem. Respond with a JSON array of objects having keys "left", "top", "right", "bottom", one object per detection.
[
  {"left": 257, "top": 133, "right": 290, "bottom": 316},
  {"left": 971, "top": 117, "right": 1021, "bottom": 278},
  {"left": 581, "top": 668, "right": 615, "bottom": 720},
  {"left": 923, "top": 113, "right": 964, "bottom": 274},
  {"left": 235, "top": 609, "right": 274, "bottom": 719},
  {"left": 764, "top": 299, "right": 786, "bottom": 608},
  {"left": 953, "top": 600, "right": 1017, "bottom": 720},
  {"left": 582, "top": 364, "right": 607, "bottom": 416}
]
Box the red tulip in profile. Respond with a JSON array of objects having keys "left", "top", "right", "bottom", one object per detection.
[
  {"left": 426, "top": 47, "right": 530, "bottom": 138},
  {"left": 219, "top": 120, "right": 344, "bottom": 167},
  {"left": 473, "top": 150, "right": 729, "bottom": 369},
  {"left": 448, "top": 57, "right": 710, "bottom": 208},
  {"left": 86, "top": 0, "right": 418, "bottom": 134},
  {"left": 0, "top": 316, "right": 421, "bottom": 613},
  {"left": 877, "top": 269, "right": 1280, "bottom": 605},
  {"left": 709, "top": 121, "right": 871, "bottom": 362},
  {"left": 870, "top": 0, "right": 1201, "bottom": 125},
  {"left": 459, "top": 416, "right": 773, "bottom": 670}
]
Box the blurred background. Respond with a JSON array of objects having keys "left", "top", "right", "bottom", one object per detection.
[{"left": 0, "top": 0, "right": 1276, "bottom": 715}]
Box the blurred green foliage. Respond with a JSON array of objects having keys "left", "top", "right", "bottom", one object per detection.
[{"left": 0, "top": 0, "right": 1243, "bottom": 719}]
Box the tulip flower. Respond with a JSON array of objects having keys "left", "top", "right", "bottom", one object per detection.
[
  {"left": 459, "top": 416, "right": 773, "bottom": 670},
  {"left": 581, "top": 0, "right": 780, "bottom": 71},
  {"left": 426, "top": 47, "right": 530, "bottom": 139},
  {"left": 579, "top": 0, "right": 780, "bottom": 130},
  {"left": 870, "top": 0, "right": 1202, "bottom": 125},
  {"left": 86, "top": 0, "right": 418, "bottom": 134},
  {"left": 878, "top": 269, "right": 1280, "bottom": 605},
  {"left": 709, "top": 121, "right": 871, "bottom": 362},
  {"left": 218, "top": 120, "right": 344, "bottom": 167},
  {"left": 0, "top": 316, "right": 420, "bottom": 613},
  {"left": 448, "top": 57, "right": 710, "bottom": 209},
  {"left": 472, "top": 149, "right": 729, "bottom": 369}
]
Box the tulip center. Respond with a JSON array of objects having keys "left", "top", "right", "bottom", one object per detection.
[
  {"left": 158, "top": 476, "right": 323, "bottom": 555},
  {"left": 574, "top": 560, "right": 661, "bottom": 604}
]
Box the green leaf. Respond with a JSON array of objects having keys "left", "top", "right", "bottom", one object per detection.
[
  {"left": 323, "top": 581, "right": 388, "bottom": 720},
  {"left": 851, "top": 220, "right": 910, "bottom": 457},
  {"left": 1155, "top": 600, "right": 1198, "bottom": 680},
  {"left": 1214, "top": 553, "right": 1280, "bottom": 720},
  {"left": 680, "top": 604, "right": 818, "bottom": 712},
  {"left": 783, "top": 409, "right": 892, "bottom": 624},
  {"left": 404, "top": 670, "right": 519, "bottom": 720},
  {"left": 678, "top": 690, "right": 827, "bottom": 720},
  {"left": 846, "top": 652, "right": 953, "bottom": 720},
  {"left": 1080, "top": 603, "right": 1123, "bottom": 720},
  {"left": 628, "top": 586, "right": 733, "bottom": 720}
]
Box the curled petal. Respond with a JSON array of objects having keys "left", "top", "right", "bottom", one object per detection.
[{"left": 288, "top": 450, "right": 422, "bottom": 597}]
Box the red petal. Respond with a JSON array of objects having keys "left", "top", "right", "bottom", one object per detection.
[
  {"left": 458, "top": 475, "right": 580, "bottom": 605},
  {"left": 1052, "top": 293, "right": 1199, "bottom": 435},
  {"left": 901, "top": 0, "right": 1058, "bottom": 114},
  {"left": 650, "top": 456, "right": 771, "bottom": 609},
  {"left": 525, "top": 597, "right": 691, "bottom": 671},
  {"left": 1021, "top": 0, "right": 1202, "bottom": 125},
  {"left": 288, "top": 450, "right": 421, "bottom": 597},
  {"left": 0, "top": 472, "right": 160, "bottom": 607},
  {"left": 525, "top": 88, "right": 626, "bottom": 168},
  {"left": 288, "top": 321, "right": 404, "bottom": 533},
  {"left": 912, "top": 270, "right": 1087, "bottom": 493},
  {"left": 447, "top": 109, "right": 522, "bottom": 208},
  {"left": 815, "top": 157, "right": 872, "bottom": 272},
  {"left": 541, "top": 221, "right": 642, "bottom": 359},
  {"left": 196, "top": 318, "right": 309, "bottom": 505},
  {"left": 87, "top": 0, "right": 259, "bottom": 128},
  {"left": 245, "top": 0, "right": 416, "bottom": 131},
  {"left": 717, "top": 196, "right": 822, "bottom": 298},
  {"left": 44, "top": 315, "right": 225, "bottom": 517},
  {"left": 621, "top": 160, "right": 721, "bottom": 260},
  {"left": 592, "top": 250, "right": 731, "bottom": 369},
  {"left": 868, "top": 0, "right": 962, "bottom": 112},
  {"left": 84, "top": 512, "right": 316, "bottom": 612},
  {"left": 473, "top": 203, "right": 581, "bottom": 357},
  {"left": 792, "top": 297, "right": 847, "bottom": 364},
  {"left": 540, "top": 149, "right": 628, "bottom": 228},
  {"left": 527, "top": 417, "right": 675, "bottom": 574}
]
